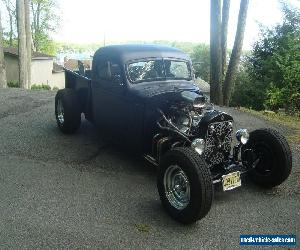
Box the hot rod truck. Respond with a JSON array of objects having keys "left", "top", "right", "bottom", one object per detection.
[{"left": 55, "top": 44, "right": 292, "bottom": 224}]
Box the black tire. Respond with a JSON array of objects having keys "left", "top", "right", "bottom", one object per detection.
[
  {"left": 244, "top": 128, "right": 292, "bottom": 188},
  {"left": 157, "top": 147, "right": 213, "bottom": 224},
  {"left": 55, "top": 89, "right": 81, "bottom": 134}
]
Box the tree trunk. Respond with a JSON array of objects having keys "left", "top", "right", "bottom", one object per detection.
[
  {"left": 221, "top": 0, "right": 230, "bottom": 78},
  {"left": 223, "top": 0, "right": 249, "bottom": 106},
  {"left": 8, "top": 13, "right": 13, "bottom": 46},
  {"left": 25, "top": 0, "right": 31, "bottom": 88},
  {"left": 0, "top": 10, "right": 7, "bottom": 88},
  {"left": 17, "top": 0, "right": 28, "bottom": 89},
  {"left": 33, "top": 2, "right": 41, "bottom": 52},
  {"left": 210, "top": 0, "right": 223, "bottom": 105},
  {"left": 30, "top": 1, "right": 36, "bottom": 51}
]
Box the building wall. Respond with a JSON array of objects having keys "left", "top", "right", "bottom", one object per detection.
[
  {"left": 4, "top": 55, "right": 65, "bottom": 89},
  {"left": 31, "top": 59, "right": 53, "bottom": 85},
  {"left": 51, "top": 72, "right": 65, "bottom": 89},
  {"left": 31, "top": 60, "right": 65, "bottom": 89},
  {"left": 4, "top": 55, "right": 19, "bottom": 84}
]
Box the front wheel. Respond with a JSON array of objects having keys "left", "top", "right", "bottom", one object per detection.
[
  {"left": 243, "top": 128, "right": 292, "bottom": 188},
  {"left": 157, "top": 147, "right": 213, "bottom": 224}
]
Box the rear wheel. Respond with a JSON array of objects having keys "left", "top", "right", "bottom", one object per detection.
[
  {"left": 157, "top": 147, "right": 213, "bottom": 224},
  {"left": 243, "top": 128, "right": 292, "bottom": 188},
  {"left": 55, "top": 89, "right": 81, "bottom": 134}
]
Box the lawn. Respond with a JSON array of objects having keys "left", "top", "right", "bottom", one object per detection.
[{"left": 240, "top": 108, "right": 300, "bottom": 144}]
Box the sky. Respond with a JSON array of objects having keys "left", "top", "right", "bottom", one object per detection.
[
  {"left": 54, "top": 0, "right": 300, "bottom": 49},
  {"left": 1, "top": 0, "right": 300, "bottom": 50}
]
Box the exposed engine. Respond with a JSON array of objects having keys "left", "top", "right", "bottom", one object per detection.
[{"left": 156, "top": 91, "right": 234, "bottom": 167}]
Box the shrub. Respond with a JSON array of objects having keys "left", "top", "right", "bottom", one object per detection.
[
  {"left": 264, "top": 84, "right": 285, "bottom": 111},
  {"left": 7, "top": 81, "right": 19, "bottom": 88},
  {"left": 288, "top": 92, "right": 300, "bottom": 116},
  {"left": 52, "top": 86, "right": 59, "bottom": 91},
  {"left": 30, "top": 84, "right": 51, "bottom": 90}
]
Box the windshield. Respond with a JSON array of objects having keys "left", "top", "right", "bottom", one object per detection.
[{"left": 127, "top": 59, "right": 192, "bottom": 83}]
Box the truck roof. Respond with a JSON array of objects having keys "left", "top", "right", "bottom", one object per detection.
[{"left": 93, "top": 44, "right": 191, "bottom": 63}]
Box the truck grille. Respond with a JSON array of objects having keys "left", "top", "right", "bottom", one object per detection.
[{"left": 204, "top": 120, "right": 233, "bottom": 167}]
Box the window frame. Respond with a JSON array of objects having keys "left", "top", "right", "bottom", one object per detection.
[{"left": 125, "top": 57, "right": 192, "bottom": 84}]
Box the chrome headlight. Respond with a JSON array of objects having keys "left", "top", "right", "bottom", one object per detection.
[
  {"left": 236, "top": 129, "right": 249, "bottom": 144},
  {"left": 191, "top": 138, "right": 205, "bottom": 155}
]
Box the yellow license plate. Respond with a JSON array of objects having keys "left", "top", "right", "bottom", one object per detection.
[{"left": 222, "top": 171, "right": 241, "bottom": 191}]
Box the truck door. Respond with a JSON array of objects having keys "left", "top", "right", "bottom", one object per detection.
[{"left": 91, "top": 58, "right": 128, "bottom": 140}]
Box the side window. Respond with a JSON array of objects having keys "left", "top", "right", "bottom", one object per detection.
[
  {"left": 97, "top": 61, "right": 109, "bottom": 80},
  {"left": 95, "top": 59, "right": 123, "bottom": 85}
]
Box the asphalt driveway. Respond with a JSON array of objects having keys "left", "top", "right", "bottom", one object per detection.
[{"left": 0, "top": 88, "right": 299, "bottom": 249}]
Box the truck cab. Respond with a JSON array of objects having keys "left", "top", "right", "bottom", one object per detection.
[{"left": 64, "top": 44, "right": 200, "bottom": 153}]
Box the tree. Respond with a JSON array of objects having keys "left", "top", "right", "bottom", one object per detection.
[
  {"left": 31, "top": 0, "right": 59, "bottom": 54},
  {"left": 1, "top": 0, "right": 16, "bottom": 46},
  {"left": 0, "top": 0, "right": 59, "bottom": 54},
  {"left": 221, "top": 0, "right": 230, "bottom": 78},
  {"left": 191, "top": 43, "right": 210, "bottom": 82},
  {"left": 25, "top": 0, "right": 31, "bottom": 86},
  {"left": 223, "top": 0, "right": 249, "bottom": 106},
  {"left": 233, "top": 2, "right": 300, "bottom": 112},
  {"left": 230, "top": 2, "right": 300, "bottom": 113},
  {"left": 16, "top": 0, "right": 28, "bottom": 89},
  {"left": 210, "top": 0, "right": 223, "bottom": 105},
  {"left": 0, "top": 9, "right": 7, "bottom": 88},
  {"left": 210, "top": 0, "right": 249, "bottom": 106}
]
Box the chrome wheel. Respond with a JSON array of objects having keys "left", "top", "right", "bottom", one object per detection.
[
  {"left": 57, "top": 99, "right": 64, "bottom": 124},
  {"left": 163, "top": 165, "right": 190, "bottom": 210}
]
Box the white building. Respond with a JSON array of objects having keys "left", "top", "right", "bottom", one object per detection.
[{"left": 4, "top": 47, "right": 65, "bottom": 89}]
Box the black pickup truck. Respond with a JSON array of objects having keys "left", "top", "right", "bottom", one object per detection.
[{"left": 55, "top": 44, "right": 292, "bottom": 224}]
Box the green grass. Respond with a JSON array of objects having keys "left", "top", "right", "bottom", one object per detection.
[{"left": 240, "top": 107, "right": 300, "bottom": 144}]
